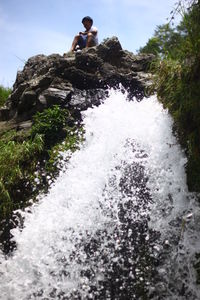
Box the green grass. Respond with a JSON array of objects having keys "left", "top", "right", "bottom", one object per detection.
[
  {"left": 0, "top": 85, "right": 12, "bottom": 107},
  {"left": 31, "top": 105, "right": 73, "bottom": 146},
  {"left": 137, "top": 2, "right": 200, "bottom": 191},
  {"left": 152, "top": 57, "right": 200, "bottom": 191},
  {"left": 0, "top": 105, "right": 83, "bottom": 221},
  {"left": 0, "top": 130, "right": 44, "bottom": 219}
]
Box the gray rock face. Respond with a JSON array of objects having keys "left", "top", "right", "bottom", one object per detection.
[{"left": 0, "top": 37, "right": 155, "bottom": 122}]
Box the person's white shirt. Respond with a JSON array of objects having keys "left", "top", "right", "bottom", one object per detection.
[{"left": 88, "top": 26, "right": 98, "bottom": 45}]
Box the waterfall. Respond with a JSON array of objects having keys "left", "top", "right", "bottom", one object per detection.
[{"left": 0, "top": 89, "right": 200, "bottom": 299}]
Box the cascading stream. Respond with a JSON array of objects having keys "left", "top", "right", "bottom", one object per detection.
[{"left": 0, "top": 89, "right": 200, "bottom": 299}]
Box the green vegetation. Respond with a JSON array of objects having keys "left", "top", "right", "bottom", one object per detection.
[
  {"left": 138, "top": 23, "right": 184, "bottom": 58},
  {"left": 0, "top": 85, "right": 12, "bottom": 107},
  {"left": 138, "top": 0, "right": 200, "bottom": 192},
  {"left": 0, "top": 105, "right": 83, "bottom": 221},
  {"left": 138, "top": 1, "right": 200, "bottom": 283},
  {"left": 31, "top": 105, "right": 73, "bottom": 147},
  {"left": 0, "top": 130, "right": 44, "bottom": 219}
]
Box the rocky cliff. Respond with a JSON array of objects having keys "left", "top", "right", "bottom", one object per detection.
[{"left": 0, "top": 37, "right": 154, "bottom": 127}]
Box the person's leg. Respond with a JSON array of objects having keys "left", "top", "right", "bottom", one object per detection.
[
  {"left": 78, "top": 35, "right": 87, "bottom": 50},
  {"left": 70, "top": 35, "right": 87, "bottom": 51},
  {"left": 86, "top": 32, "right": 96, "bottom": 47},
  {"left": 70, "top": 34, "right": 81, "bottom": 51}
]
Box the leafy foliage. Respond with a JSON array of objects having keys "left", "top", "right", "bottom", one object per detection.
[
  {"left": 0, "top": 131, "right": 44, "bottom": 219},
  {"left": 31, "top": 105, "right": 72, "bottom": 147},
  {"left": 138, "top": 23, "right": 186, "bottom": 59},
  {"left": 141, "top": 1, "right": 200, "bottom": 191},
  {"left": 0, "top": 105, "right": 83, "bottom": 221},
  {"left": 138, "top": 37, "right": 161, "bottom": 56},
  {"left": 46, "top": 126, "right": 84, "bottom": 176},
  {"left": 138, "top": 1, "right": 200, "bottom": 60},
  {"left": 0, "top": 85, "right": 11, "bottom": 107}
]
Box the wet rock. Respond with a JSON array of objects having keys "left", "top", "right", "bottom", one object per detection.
[
  {"left": 68, "top": 89, "right": 108, "bottom": 118},
  {"left": 18, "top": 90, "right": 37, "bottom": 115},
  {"left": 38, "top": 87, "right": 72, "bottom": 106},
  {"left": 96, "top": 36, "right": 123, "bottom": 66},
  {"left": 17, "top": 120, "right": 33, "bottom": 130},
  {"left": 75, "top": 51, "right": 104, "bottom": 72},
  {"left": 0, "top": 107, "right": 11, "bottom": 121}
]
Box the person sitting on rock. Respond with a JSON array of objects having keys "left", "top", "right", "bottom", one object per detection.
[{"left": 70, "top": 16, "right": 98, "bottom": 52}]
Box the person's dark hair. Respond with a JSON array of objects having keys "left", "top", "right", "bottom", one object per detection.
[{"left": 82, "top": 16, "right": 93, "bottom": 25}]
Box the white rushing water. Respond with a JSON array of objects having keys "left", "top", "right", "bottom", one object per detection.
[{"left": 0, "top": 90, "right": 200, "bottom": 299}]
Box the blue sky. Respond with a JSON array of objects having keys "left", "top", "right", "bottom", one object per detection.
[{"left": 0, "top": 0, "right": 178, "bottom": 87}]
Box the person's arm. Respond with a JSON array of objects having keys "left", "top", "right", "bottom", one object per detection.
[
  {"left": 90, "top": 28, "right": 97, "bottom": 36},
  {"left": 79, "top": 28, "right": 98, "bottom": 36},
  {"left": 79, "top": 31, "right": 88, "bottom": 35}
]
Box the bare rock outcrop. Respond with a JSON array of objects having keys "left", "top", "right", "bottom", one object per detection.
[{"left": 0, "top": 37, "right": 155, "bottom": 123}]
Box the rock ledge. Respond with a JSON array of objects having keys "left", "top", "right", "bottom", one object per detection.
[{"left": 0, "top": 37, "right": 155, "bottom": 123}]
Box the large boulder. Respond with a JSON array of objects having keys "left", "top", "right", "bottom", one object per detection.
[{"left": 0, "top": 37, "right": 155, "bottom": 123}]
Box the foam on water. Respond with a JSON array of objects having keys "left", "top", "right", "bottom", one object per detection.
[{"left": 0, "top": 90, "right": 199, "bottom": 299}]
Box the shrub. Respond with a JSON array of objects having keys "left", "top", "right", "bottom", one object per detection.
[
  {"left": 147, "top": 2, "right": 200, "bottom": 191},
  {"left": 0, "top": 85, "right": 12, "bottom": 107},
  {"left": 0, "top": 105, "right": 83, "bottom": 221},
  {"left": 0, "top": 130, "right": 44, "bottom": 218},
  {"left": 31, "top": 105, "right": 72, "bottom": 147},
  {"left": 153, "top": 55, "right": 200, "bottom": 191}
]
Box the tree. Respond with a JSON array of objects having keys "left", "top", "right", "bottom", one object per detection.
[
  {"left": 137, "top": 37, "right": 160, "bottom": 56},
  {"left": 137, "top": 0, "right": 200, "bottom": 59},
  {"left": 137, "top": 23, "right": 184, "bottom": 59}
]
